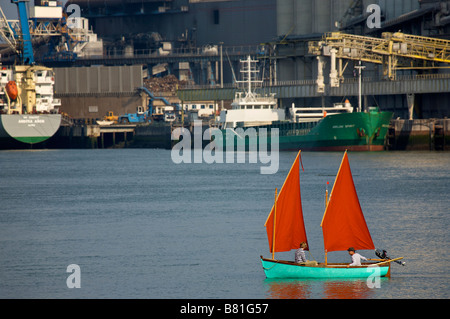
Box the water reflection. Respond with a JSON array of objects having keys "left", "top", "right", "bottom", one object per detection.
[
  {"left": 264, "top": 277, "right": 389, "bottom": 299},
  {"left": 264, "top": 279, "right": 313, "bottom": 299}
]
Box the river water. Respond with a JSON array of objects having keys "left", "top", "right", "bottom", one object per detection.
[{"left": 0, "top": 149, "right": 448, "bottom": 299}]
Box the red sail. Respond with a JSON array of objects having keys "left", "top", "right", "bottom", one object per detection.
[
  {"left": 265, "top": 152, "right": 308, "bottom": 253},
  {"left": 320, "top": 152, "right": 375, "bottom": 252}
]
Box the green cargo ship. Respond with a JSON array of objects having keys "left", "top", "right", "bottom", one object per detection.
[
  {"left": 216, "top": 56, "right": 393, "bottom": 152},
  {"left": 218, "top": 109, "right": 393, "bottom": 152},
  {"left": 268, "top": 109, "right": 393, "bottom": 151}
]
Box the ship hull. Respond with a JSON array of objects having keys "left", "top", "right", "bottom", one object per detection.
[
  {"left": 218, "top": 111, "right": 393, "bottom": 152},
  {"left": 0, "top": 114, "right": 62, "bottom": 145},
  {"left": 261, "top": 257, "right": 390, "bottom": 279}
]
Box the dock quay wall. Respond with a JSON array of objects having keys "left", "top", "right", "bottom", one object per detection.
[
  {"left": 51, "top": 119, "right": 447, "bottom": 151},
  {"left": 45, "top": 122, "right": 209, "bottom": 150},
  {"left": 2, "top": 119, "right": 449, "bottom": 151},
  {"left": 388, "top": 119, "right": 450, "bottom": 151},
  {"left": 130, "top": 124, "right": 173, "bottom": 149}
]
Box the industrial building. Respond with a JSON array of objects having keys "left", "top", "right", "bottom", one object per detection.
[
  {"left": 2, "top": 0, "right": 450, "bottom": 121},
  {"left": 52, "top": 0, "right": 449, "bottom": 120}
]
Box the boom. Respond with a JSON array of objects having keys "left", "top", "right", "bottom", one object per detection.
[{"left": 10, "top": 0, "right": 34, "bottom": 64}]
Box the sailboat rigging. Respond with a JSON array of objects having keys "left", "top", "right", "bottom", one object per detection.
[{"left": 261, "top": 151, "right": 404, "bottom": 279}]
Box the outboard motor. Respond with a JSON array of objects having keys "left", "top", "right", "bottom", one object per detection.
[{"left": 376, "top": 249, "right": 406, "bottom": 266}]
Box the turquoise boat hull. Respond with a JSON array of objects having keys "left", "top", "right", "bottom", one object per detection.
[{"left": 261, "top": 257, "right": 390, "bottom": 279}]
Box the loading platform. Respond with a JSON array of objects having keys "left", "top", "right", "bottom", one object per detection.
[{"left": 177, "top": 73, "right": 450, "bottom": 101}]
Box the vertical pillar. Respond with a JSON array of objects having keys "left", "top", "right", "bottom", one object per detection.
[
  {"left": 407, "top": 93, "right": 415, "bottom": 120},
  {"left": 330, "top": 49, "right": 339, "bottom": 87}
]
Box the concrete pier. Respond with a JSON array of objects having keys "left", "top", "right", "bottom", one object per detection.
[
  {"left": 48, "top": 124, "right": 135, "bottom": 149},
  {"left": 4, "top": 119, "right": 448, "bottom": 151},
  {"left": 387, "top": 119, "right": 450, "bottom": 151}
]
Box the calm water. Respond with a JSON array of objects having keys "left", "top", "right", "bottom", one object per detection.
[{"left": 0, "top": 149, "right": 448, "bottom": 299}]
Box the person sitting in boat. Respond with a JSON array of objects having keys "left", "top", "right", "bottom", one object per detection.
[
  {"left": 295, "top": 242, "right": 308, "bottom": 263},
  {"left": 295, "top": 242, "right": 318, "bottom": 266},
  {"left": 347, "top": 247, "right": 368, "bottom": 267}
]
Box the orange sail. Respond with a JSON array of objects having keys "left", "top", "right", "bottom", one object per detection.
[
  {"left": 265, "top": 151, "right": 308, "bottom": 253},
  {"left": 320, "top": 152, "right": 375, "bottom": 252}
]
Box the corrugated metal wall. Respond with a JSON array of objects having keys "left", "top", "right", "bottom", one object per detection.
[{"left": 54, "top": 65, "right": 143, "bottom": 94}]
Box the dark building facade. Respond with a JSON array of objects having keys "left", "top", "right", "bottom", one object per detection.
[{"left": 67, "top": 0, "right": 277, "bottom": 47}]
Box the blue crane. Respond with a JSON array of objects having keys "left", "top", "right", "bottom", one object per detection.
[{"left": 10, "top": 0, "right": 34, "bottom": 64}]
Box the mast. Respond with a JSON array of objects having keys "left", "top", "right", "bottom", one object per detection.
[
  {"left": 236, "top": 56, "right": 263, "bottom": 98},
  {"left": 272, "top": 188, "right": 277, "bottom": 260},
  {"left": 324, "top": 181, "right": 330, "bottom": 265}
]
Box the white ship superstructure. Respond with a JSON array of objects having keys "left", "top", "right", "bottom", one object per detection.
[
  {"left": 218, "top": 56, "right": 285, "bottom": 129},
  {"left": 0, "top": 65, "right": 62, "bottom": 145},
  {"left": 1, "top": 65, "right": 61, "bottom": 114}
]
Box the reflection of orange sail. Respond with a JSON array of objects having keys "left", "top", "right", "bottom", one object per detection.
[
  {"left": 265, "top": 280, "right": 312, "bottom": 299},
  {"left": 320, "top": 151, "right": 375, "bottom": 252},
  {"left": 265, "top": 151, "right": 308, "bottom": 253},
  {"left": 322, "top": 280, "right": 375, "bottom": 299}
]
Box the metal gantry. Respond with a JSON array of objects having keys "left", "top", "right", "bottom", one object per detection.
[
  {"left": 0, "top": 7, "right": 19, "bottom": 56},
  {"left": 309, "top": 31, "right": 450, "bottom": 85}
]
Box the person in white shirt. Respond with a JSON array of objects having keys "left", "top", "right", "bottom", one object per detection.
[{"left": 346, "top": 247, "right": 368, "bottom": 267}]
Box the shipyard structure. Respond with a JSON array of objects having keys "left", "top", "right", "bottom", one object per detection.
[{"left": 1, "top": 0, "right": 449, "bottom": 150}]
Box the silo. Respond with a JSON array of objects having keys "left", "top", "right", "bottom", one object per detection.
[
  {"left": 277, "top": 0, "right": 295, "bottom": 37},
  {"left": 296, "top": 0, "right": 313, "bottom": 35},
  {"left": 313, "top": 0, "right": 332, "bottom": 33}
]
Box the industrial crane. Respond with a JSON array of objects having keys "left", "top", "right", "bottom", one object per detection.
[
  {"left": 10, "top": 0, "right": 35, "bottom": 65},
  {"left": 309, "top": 31, "right": 450, "bottom": 89}
]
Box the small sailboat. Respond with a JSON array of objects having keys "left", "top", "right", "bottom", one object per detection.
[{"left": 261, "top": 151, "right": 403, "bottom": 279}]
